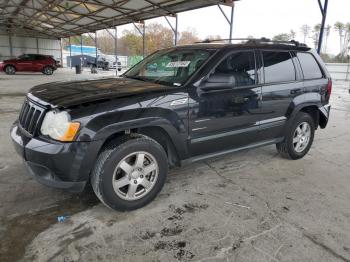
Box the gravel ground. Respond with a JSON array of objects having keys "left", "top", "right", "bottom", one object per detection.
[{"left": 0, "top": 70, "right": 349, "bottom": 262}]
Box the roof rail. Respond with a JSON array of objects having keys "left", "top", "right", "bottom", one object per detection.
[{"left": 197, "top": 37, "right": 308, "bottom": 47}]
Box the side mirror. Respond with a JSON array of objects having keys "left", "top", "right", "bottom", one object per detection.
[{"left": 200, "top": 73, "right": 235, "bottom": 91}]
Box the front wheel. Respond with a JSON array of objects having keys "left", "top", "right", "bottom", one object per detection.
[
  {"left": 91, "top": 135, "right": 168, "bottom": 211},
  {"left": 5, "top": 65, "right": 16, "bottom": 75},
  {"left": 276, "top": 112, "right": 315, "bottom": 160}
]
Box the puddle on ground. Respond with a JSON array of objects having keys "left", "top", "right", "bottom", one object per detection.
[{"left": 0, "top": 189, "right": 99, "bottom": 262}]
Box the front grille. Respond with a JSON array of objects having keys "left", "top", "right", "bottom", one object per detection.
[{"left": 19, "top": 98, "right": 46, "bottom": 135}]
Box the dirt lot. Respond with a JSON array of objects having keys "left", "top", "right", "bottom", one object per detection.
[{"left": 0, "top": 69, "right": 349, "bottom": 262}]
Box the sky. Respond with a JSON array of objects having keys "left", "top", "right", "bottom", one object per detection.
[{"left": 117, "top": 0, "right": 350, "bottom": 55}]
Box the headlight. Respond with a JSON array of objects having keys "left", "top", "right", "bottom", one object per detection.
[{"left": 40, "top": 111, "right": 80, "bottom": 142}]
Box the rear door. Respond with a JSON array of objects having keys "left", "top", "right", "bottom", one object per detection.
[
  {"left": 189, "top": 50, "right": 262, "bottom": 156},
  {"left": 33, "top": 55, "right": 48, "bottom": 71},
  {"left": 259, "top": 50, "right": 303, "bottom": 141}
]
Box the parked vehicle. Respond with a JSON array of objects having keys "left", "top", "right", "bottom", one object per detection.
[
  {"left": 0, "top": 54, "right": 57, "bottom": 75},
  {"left": 11, "top": 39, "right": 332, "bottom": 211}
]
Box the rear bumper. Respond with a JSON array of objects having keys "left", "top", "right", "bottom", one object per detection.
[
  {"left": 319, "top": 103, "right": 331, "bottom": 128},
  {"left": 10, "top": 123, "right": 93, "bottom": 192}
]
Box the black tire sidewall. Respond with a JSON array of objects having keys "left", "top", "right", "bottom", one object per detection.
[
  {"left": 98, "top": 138, "right": 168, "bottom": 211},
  {"left": 286, "top": 113, "right": 315, "bottom": 159}
]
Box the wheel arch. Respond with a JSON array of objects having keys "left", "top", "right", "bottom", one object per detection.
[
  {"left": 4, "top": 64, "right": 17, "bottom": 71},
  {"left": 288, "top": 103, "right": 325, "bottom": 130}
]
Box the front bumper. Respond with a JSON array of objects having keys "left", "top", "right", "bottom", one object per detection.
[{"left": 10, "top": 123, "right": 92, "bottom": 192}]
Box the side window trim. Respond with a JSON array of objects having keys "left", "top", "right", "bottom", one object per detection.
[
  {"left": 261, "top": 49, "right": 298, "bottom": 85},
  {"left": 205, "top": 49, "right": 258, "bottom": 89}
]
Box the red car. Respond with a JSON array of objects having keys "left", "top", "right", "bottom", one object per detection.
[{"left": 0, "top": 54, "right": 58, "bottom": 75}]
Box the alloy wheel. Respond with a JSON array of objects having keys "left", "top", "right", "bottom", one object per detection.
[
  {"left": 112, "top": 151, "right": 159, "bottom": 201},
  {"left": 292, "top": 122, "right": 311, "bottom": 153}
]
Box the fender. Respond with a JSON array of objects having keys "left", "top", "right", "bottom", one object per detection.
[{"left": 75, "top": 109, "right": 189, "bottom": 181}]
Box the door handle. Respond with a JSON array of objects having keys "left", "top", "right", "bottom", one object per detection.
[{"left": 290, "top": 88, "right": 302, "bottom": 94}]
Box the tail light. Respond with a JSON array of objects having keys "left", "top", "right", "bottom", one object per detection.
[{"left": 326, "top": 79, "right": 332, "bottom": 101}]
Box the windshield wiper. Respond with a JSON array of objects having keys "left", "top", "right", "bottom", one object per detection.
[{"left": 125, "top": 75, "right": 147, "bottom": 82}]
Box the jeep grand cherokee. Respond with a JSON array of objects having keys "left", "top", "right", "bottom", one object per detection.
[{"left": 11, "top": 39, "right": 331, "bottom": 211}]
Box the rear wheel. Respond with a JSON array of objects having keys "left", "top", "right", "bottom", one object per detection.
[
  {"left": 91, "top": 135, "right": 168, "bottom": 211},
  {"left": 42, "top": 66, "right": 54, "bottom": 75},
  {"left": 276, "top": 112, "right": 315, "bottom": 159},
  {"left": 5, "top": 65, "right": 16, "bottom": 75}
]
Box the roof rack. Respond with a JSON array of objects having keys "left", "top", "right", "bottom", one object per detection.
[{"left": 197, "top": 37, "right": 308, "bottom": 47}]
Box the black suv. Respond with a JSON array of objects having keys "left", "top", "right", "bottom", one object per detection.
[{"left": 11, "top": 39, "right": 331, "bottom": 211}]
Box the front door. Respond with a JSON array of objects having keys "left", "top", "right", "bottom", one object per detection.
[
  {"left": 189, "top": 50, "right": 262, "bottom": 156},
  {"left": 16, "top": 54, "right": 35, "bottom": 71}
]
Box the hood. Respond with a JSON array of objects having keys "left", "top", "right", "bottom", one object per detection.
[{"left": 29, "top": 77, "right": 171, "bottom": 108}]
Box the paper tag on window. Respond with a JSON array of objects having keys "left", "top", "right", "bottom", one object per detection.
[{"left": 166, "top": 61, "right": 191, "bottom": 68}]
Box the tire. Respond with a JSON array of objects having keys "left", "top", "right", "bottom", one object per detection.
[
  {"left": 276, "top": 112, "right": 315, "bottom": 160},
  {"left": 42, "top": 66, "right": 54, "bottom": 75},
  {"left": 5, "top": 65, "right": 16, "bottom": 75},
  {"left": 91, "top": 134, "right": 168, "bottom": 211}
]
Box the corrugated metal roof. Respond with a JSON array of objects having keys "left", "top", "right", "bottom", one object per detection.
[{"left": 0, "top": 0, "right": 237, "bottom": 39}]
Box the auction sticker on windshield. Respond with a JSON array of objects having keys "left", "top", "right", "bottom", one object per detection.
[{"left": 166, "top": 61, "right": 191, "bottom": 68}]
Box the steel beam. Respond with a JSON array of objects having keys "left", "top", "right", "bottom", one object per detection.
[{"left": 317, "top": 0, "right": 329, "bottom": 54}]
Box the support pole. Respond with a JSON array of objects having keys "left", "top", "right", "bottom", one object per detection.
[
  {"left": 317, "top": 0, "right": 329, "bottom": 54},
  {"left": 175, "top": 15, "right": 178, "bottom": 46},
  {"left": 142, "top": 22, "right": 146, "bottom": 57},
  {"left": 9, "top": 35, "right": 13, "bottom": 58},
  {"left": 69, "top": 36, "right": 72, "bottom": 68},
  {"left": 95, "top": 31, "right": 98, "bottom": 61},
  {"left": 59, "top": 38, "right": 63, "bottom": 68},
  {"left": 229, "top": 6, "right": 234, "bottom": 42},
  {"left": 218, "top": 4, "right": 235, "bottom": 43},
  {"left": 80, "top": 35, "right": 83, "bottom": 56},
  {"left": 133, "top": 22, "right": 146, "bottom": 57},
  {"left": 36, "top": 38, "right": 39, "bottom": 54},
  {"left": 115, "top": 26, "right": 118, "bottom": 75},
  {"left": 164, "top": 15, "right": 178, "bottom": 46}
]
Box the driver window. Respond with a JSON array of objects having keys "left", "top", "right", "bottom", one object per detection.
[{"left": 212, "top": 51, "right": 256, "bottom": 87}]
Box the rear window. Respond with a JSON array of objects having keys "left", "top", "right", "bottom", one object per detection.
[
  {"left": 263, "top": 51, "right": 296, "bottom": 83},
  {"left": 297, "top": 52, "right": 323, "bottom": 80}
]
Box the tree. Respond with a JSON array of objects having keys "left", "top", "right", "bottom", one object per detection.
[
  {"left": 334, "top": 22, "right": 345, "bottom": 54},
  {"left": 145, "top": 23, "right": 173, "bottom": 54},
  {"left": 178, "top": 28, "right": 200, "bottom": 45},
  {"left": 300, "top": 24, "right": 311, "bottom": 43},
  {"left": 272, "top": 33, "right": 291, "bottom": 41},
  {"left": 323, "top": 24, "right": 331, "bottom": 53},
  {"left": 311, "top": 24, "right": 321, "bottom": 49},
  {"left": 289, "top": 30, "right": 296, "bottom": 40},
  {"left": 119, "top": 29, "right": 143, "bottom": 56}
]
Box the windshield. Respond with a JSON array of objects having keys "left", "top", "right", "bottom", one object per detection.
[{"left": 124, "top": 48, "right": 215, "bottom": 86}]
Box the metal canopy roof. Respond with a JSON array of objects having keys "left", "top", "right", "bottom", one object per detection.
[{"left": 0, "top": 0, "right": 235, "bottom": 39}]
